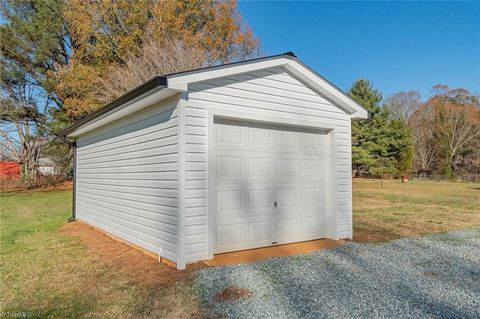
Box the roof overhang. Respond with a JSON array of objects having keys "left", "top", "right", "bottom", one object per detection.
[{"left": 62, "top": 52, "right": 369, "bottom": 138}]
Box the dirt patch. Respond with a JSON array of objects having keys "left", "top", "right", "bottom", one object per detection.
[
  {"left": 60, "top": 221, "right": 209, "bottom": 318},
  {"left": 61, "top": 221, "right": 206, "bottom": 287},
  {"left": 423, "top": 271, "right": 438, "bottom": 277},
  {"left": 1, "top": 181, "right": 73, "bottom": 193},
  {"left": 214, "top": 286, "right": 253, "bottom": 302}
]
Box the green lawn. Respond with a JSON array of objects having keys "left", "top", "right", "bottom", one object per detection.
[
  {"left": 353, "top": 179, "right": 480, "bottom": 242},
  {"left": 1, "top": 180, "right": 479, "bottom": 317},
  {"left": 0, "top": 189, "right": 203, "bottom": 318}
]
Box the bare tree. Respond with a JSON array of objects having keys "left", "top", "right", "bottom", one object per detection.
[
  {"left": 384, "top": 90, "right": 421, "bottom": 121},
  {"left": 409, "top": 106, "right": 438, "bottom": 174},
  {"left": 0, "top": 76, "right": 47, "bottom": 184},
  {"left": 98, "top": 39, "right": 217, "bottom": 104}
]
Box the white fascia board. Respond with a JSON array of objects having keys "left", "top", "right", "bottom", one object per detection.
[
  {"left": 66, "top": 88, "right": 181, "bottom": 138},
  {"left": 167, "top": 56, "right": 369, "bottom": 120}
]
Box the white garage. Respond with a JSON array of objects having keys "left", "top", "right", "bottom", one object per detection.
[{"left": 63, "top": 52, "right": 369, "bottom": 269}]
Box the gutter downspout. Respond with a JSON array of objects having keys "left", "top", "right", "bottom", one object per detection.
[{"left": 68, "top": 140, "right": 77, "bottom": 222}]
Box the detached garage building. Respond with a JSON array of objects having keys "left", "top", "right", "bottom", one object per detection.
[{"left": 63, "top": 52, "right": 368, "bottom": 269}]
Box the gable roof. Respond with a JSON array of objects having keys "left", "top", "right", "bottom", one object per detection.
[{"left": 62, "top": 52, "right": 369, "bottom": 137}]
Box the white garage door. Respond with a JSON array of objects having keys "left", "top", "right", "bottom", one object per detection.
[{"left": 213, "top": 118, "right": 329, "bottom": 253}]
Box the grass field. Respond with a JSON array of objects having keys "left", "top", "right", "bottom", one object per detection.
[
  {"left": 352, "top": 179, "right": 480, "bottom": 242},
  {"left": 1, "top": 180, "right": 479, "bottom": 318}
]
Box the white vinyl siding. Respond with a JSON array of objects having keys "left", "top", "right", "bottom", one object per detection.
[
  {"left": 184, "top": 66, "right": 353, "bottom": 263},
  {"left": 75, "top": 98, "right": 180, "bottom": 263}
]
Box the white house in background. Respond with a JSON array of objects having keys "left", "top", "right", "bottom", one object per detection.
[
  {"left": 37, "top": 157, "right": 56, "bottom": 175},
  {"left": 62, "top": 52, "right": 369, "bottom": 269}
]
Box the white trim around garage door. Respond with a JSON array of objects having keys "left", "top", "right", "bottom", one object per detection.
[{"left": 206, "top": 107, "right": 339, "bottom": 259}]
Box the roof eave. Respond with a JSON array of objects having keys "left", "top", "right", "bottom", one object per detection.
[{"left": 61, "top": 76, "right": 168, "bottom": 137}]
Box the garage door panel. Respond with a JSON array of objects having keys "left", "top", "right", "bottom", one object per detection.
[
  {"left": 216, "top": 223, "right": 243, "bottom": 249},
  {"left": 302, "top": 159, "right": 324, "bottom": 177},
  {"left": 216, "top": 189, "right": 244, "bottom": 213},
  {"left": 216, "top": 156, "right": 243, "bottom": 177},
  {"left": 277, "top": 158, "right": 298, "bottom": 177},
  {"left": 277, "top": 218, "right": 298, "bottom": 240},
  {"left": 216, "top": 124, "right": 243, "bottom": 144},
  {"left": 248, "top": 221, "right": 273, "bottom": 244},
  {"left": 248, "top": 127, "right": 272, "bottom": 146},
  {"left": 276, "top": 130, "right": 298, "bottom": 147},
  {"left": 248, "top": 189, "right": 273, "bottom": 209},
  {"left": 276, "top": 188, "right": 298, "bottom": 207},
  {"left": 302, "top": 187, "right": 325, "bottom": 207},
  {"left": 302, "top": 216, "right": 323, "bottom": 236},
  {"left": 248, "top": 157, "right": 272, "bottom": 177}
]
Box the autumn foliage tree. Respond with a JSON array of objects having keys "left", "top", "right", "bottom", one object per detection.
[
  {"left": 425, "top": 85, "right": 480, "bottom": 177},
  {"left": 1, "top": 0, "right": 258, "bottom": 186},
  {"left": 53, "top": 0, "right": 259, "bottom": 121},
  {"left": 388, "top": 85, "right": 480, "bottom": 177}
]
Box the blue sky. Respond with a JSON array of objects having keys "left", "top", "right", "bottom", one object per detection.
[{"left": 238, "top": 1, "right": 480, "bottom": 100}]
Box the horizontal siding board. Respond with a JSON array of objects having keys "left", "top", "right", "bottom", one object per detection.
[
  {"left": 78, "top": 99, "right": 178, "bottom": 145},
  {"left": 186, "top": 162, "right": 206, "bottom": 171},
  {"left": 78, "top": 153, "right": 178, "bottom": 167},
  {"left": 76, "top": 193, "right": 178, "bottom": 224},
  {"left": 76, "top": 177, "right": 178, "bottom": 189},
  {"left": 77, "top": 185, "right": 178, "bottom": 206},
  {"left": 77, "top": 171, "right": 178, "bottom": 180},
  {"left": 77, "top": 188, "right": 178, "bottom": 214},
  {"left": 185, "top": 107, "right": 206, "bottom": 117},
  {"left": 186, "top": 234, "right": 207, "bottom": 245},
  {"left": 186, "top": 242, "right": 207, "bottom": 254},
  {"left": 186, "top": 207, "right": 207, "bottom": 217},
  {"left": 186, "top": 180, "right": 207, "bottom": 189},
  {"left": 186, "top": 117, "right": 207, "bottom": 127},
  {"left": 78, "top": 162, "right": 178, "bottom": 174},
  {"left": 77, "top": 144, "right": 178, "bottom": 163},
  {"left": 186, "top": 153, "right": 207, "bottom": 162},
  {"left": 185, "top": 134, "right": 207, "bottom": 144},
  {"left": 76, "top": 99, "right": 179, "bottom": 263},
  {"left": 186, "top": 171, "right": 207, "bottom": 180},
  {"left": 186, "top": 188, "right": 207, "bottom": 198},
  {"left": 78, "top": 118, "right": 178, "bottom": 152},
  {"left": 186, "top": 215, "right": 207, "bottom": 226},
  {"left": 186, "top": 198, "right": 207, "bottom": 208},
  {"left": 186, "top": 125, "right": 206, "bottom": 135},
  {"left": 77, "top": 182, "right": 178, "bottom": 198},
  {"left": 78, "top": 136, "right": 178, "bottom": 160},
  {"left": 78, "top": 127, "right": 178, "bottom": 157},
  {"left": 77, "top": 199, "right": 178, "bottom": 235}
]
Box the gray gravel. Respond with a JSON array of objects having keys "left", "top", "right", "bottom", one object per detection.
[{"left": 194, "top": 228, "right": 480, "bottom": 319}]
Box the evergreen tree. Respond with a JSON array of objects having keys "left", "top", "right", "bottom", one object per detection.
[{"left": 348, "top": 80, "right": 412, "bottom": 177}]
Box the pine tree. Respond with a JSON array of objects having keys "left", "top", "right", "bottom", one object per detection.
[{"left": 348, "top": 80, "right": 412, "bottom": 177}]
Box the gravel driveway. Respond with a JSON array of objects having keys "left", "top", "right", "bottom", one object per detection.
[{"left": 194, "top": 228, "right": 480, "bottom": 319}]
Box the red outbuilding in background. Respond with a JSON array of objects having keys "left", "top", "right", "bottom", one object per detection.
[{"left": 0, "top": 161, "right": 20, "bottom": 180}]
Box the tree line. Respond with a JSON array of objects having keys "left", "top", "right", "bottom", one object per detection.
[
  {"left": 348, "top": 80, "right": 480, "bottom": 179},
  {"left": 1, "top": 1, "right": 479, "bottom": 187}
]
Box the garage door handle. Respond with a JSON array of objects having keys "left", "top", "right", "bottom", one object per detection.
[{"left": 274, "top": 201, "right": 278, "bottom": 208}]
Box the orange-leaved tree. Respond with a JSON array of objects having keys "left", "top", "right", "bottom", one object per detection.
[
  {"left": 53, "top": 0, "right": 259, "bottom": 121},
  {"left": 425, "top": 85, "right": 480, "bottom": 177}
]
